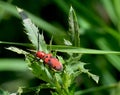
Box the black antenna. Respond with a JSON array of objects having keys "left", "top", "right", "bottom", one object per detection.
[{"left": 37, "top": 31, "right": 39, "bottom": 51}]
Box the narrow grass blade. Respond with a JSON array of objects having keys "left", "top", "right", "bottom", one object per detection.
[
  {"left": 96, "top": 38, "right": 120, "bottom": 71},
  {"left": 114, "top": 0, "right": 120, "bottom": 20},
  {"left": 101, "top": 0, "right": 118, "bottom": 25},
  {"left": 0, "top": 41, "right": 32, "bottom": 47},
  {"left": 2, "top": 41, "right": 120, "bottom": 55},
  {"left": 50, "top": 45, "right": 120, "bottom": 54}
]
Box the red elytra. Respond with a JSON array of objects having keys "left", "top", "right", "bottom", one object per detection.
[{"left": 36, "top": 51, "right": 63, "bottom": 71}]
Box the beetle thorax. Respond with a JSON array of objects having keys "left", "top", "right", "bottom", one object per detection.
[{"left": 36, "top": 51, "right": 45, "bottom": 59}]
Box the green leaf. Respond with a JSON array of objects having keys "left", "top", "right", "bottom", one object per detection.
[
  {"left": 78, "top": 62, "right": 99, "bottom": 83},
  {"left": 6, "top": 46, "right": 28, "bottom": 55},
  {"left": 16, "top": 7, "right": 47, "bottom": 52},
  {"left": 64, "top": 39, "right": 72, "bottom": 46},
  {"left": 6, "top": 46, "right": 53, "bottom": 83},
  {"left": 69, "top": 6, "right": 80, "bottom": 47},
  {"left": 87, "top": 73, "right": 99, "bottom": 84},
  {"left": 17, "top": 83, "right": 54, "bottom": 95},
  {"left": 62, "top": 66, "right": 73, "bottom": 89},
  {"left": 25, "top": 53, "right": 53, "bottom": 83}
]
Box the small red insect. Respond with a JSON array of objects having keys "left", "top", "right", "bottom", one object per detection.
[
  {"left": 18, "top": 8, "right": 63, "bottom": 71},
  {"left": 35, "top": 31, "right": 63, "bottom": 71},
  {"left": 36, "top": 51, "right": 63, "bottom": 71}
]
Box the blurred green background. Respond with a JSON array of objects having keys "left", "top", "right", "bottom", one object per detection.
[{"left": 0, "top": 0, "right": 120, "bottom": 95}]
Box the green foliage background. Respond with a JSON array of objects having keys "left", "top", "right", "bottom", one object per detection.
[{"left": 0, "top": 0, "right": 120, "bottom": 95}]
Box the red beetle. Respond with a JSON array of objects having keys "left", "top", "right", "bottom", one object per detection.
[
  {"left": 17, "top": 7, "right": 63, "bottom": 71},
  {"left": 36, "top": 51, "right": 63, "bottom": 71}
]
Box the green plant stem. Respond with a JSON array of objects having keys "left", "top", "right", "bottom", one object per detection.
[
  {"left": 0, "top": 41, "right": 33, "bottom": 47},
  {"left": 75, "top": 83, "right": 118, "bottom": 95}
]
